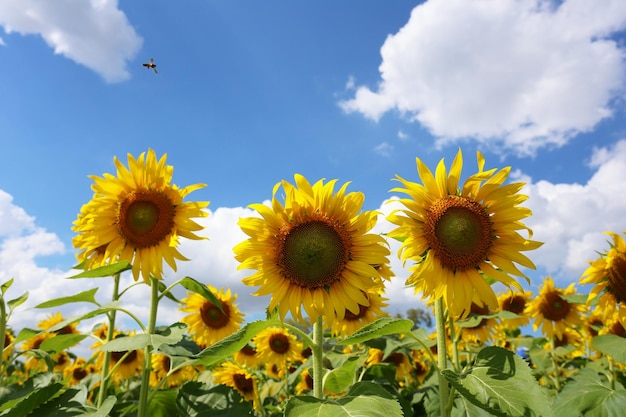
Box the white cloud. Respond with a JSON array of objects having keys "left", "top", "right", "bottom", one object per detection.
[
  {"left": 339, "top": 0, "right": 626, "bottom": 156},
  {"left": 521, "top": 139, "right": 626, "bottom": 282},
  {"left": 0, "top": 0, "right": 142, "bottom": 82},
  {"left": 374, "top": 141, "right": 394, "bottom": 157}
]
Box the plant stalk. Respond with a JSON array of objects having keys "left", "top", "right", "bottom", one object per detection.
[
  {"left": 97, "top": 273, "right": 120, "bottom": 408},
  {"left": 435, "top": 297, "right": 450, "bottom": 417},
  {"left": 312, "top": 315, "right": 324, "bottom": 399},
  {"left": 137, "top": 277, "right": 160, "bottom": 417}
]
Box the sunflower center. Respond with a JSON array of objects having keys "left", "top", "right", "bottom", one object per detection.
[
  {"left": 240, "top": 344, "right": 257, "bottom": 357},
  {"left": 111, "top": 349, "right": 138, "bottom": 364},
  {"left": 73, "top": 368, "right": 88, "bottom": 381},
  {"left": 425, "top": 196, "right": 493, "bottom": 271},
  {"left": 344, "top": 303, "right": 369, "bottom": 321},
  {"left": 607, "top": 253, "right": 626, "bottom": 303},
  {"left": 608, "top": 320, "right": 626, "bottom": 338},
  {"left": 200, "top": 301, "right": 231, "bottom": 329},
  {"left": 279, "top": 219, "right": 349, "bottom": 289},
  {"left": 268, "top": 333, "right": 290, "bottom": 354},
  {"left": 539, "top": 292, "right": 570, "bottom": 321},
  {"left": 502, "top": 295, "right": 526, "bottom": 315},
  {"left": 117, "top": 191, "right": 176, "bottom": 249},
  {"left": 233, "top": 373, "right": 254, "bottom": 394}
]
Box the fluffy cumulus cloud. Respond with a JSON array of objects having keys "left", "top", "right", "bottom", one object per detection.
[
  {"left": 340, "top": 0, "right": 626, "bottom": 156},
  {"left": 0, "top": 0, "right": 142, "bottom": 82}
]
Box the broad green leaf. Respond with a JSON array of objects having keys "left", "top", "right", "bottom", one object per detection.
[
  {"left": 100, "top": 322, "right": 187, "bottom": 352},
  {"left": 455, "top": 311, "right": 521, "bottom": 328},
  {"left": 284, "top": 381, "right": 403, "bottom": 417},
  {"left": 34, "top": 288, "right": 99, "bottom": 308},
  {"left": 176, "top": 381, "right": 252, "bottom": 417},
  {"left": 592, "top": 334, "right": 626, "bottom": 363},
  {"left": 39, "top": 333, "right": 89, "bottom": 354},
  {"left": 337, "top": 317, "right": 413, "bottom": 345},
  {"left": 553, "top": 368, "right": 626, "bottom": 417},
  {"left": 443, "top": 346, "right": 553, "bottom": 417},
  {"left": 561, "top": 294, "right": 587, "bottom": 304},
  {"left": 157, "top": 280, "right": 179, "bottom": 304},
  {"left": 0, "top": 372, "right": 56, "bottom": 410},
  {"left": 0, "top": 372, "right": 63, "bottom": 415},
  {"left": 68, "top": 261, "right": 132, "bottom": 278},
  {"left": 147, "top": 390, "right": 178, "bottom": 417},
  {"left": 78, "top": 396, "right": 116, "bottom": 417},
  {"left": 323, "top": 355, "right": 364, "bottom": 394},
  {"left": 179, "top": 277, "right": 222, "bottom": 311},
  {"left": 27, "top": 385, "right": 89, "bottom": 417},
  {"left": 193, "top": 319, "right": 278, "bottom": 367},
  {"left": 6, "top": 291, "right": 28, "bottom": 311}
]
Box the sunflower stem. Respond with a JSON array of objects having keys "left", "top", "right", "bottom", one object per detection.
[
  {"left": 312, "top": 315, "right": 324, "bottom": 399},
  {"left": 435, "top": 297, "right": 450, "bottom": 417},
  {"left": 137, "top": 277, "right": 160, "bottom": 417},
  {"left": 0, "top": 292, "right": 7, "bottom": 387},
  {"left": 549, "top": 336, "right": 561, "bottom": 391},
  {"left": 97, "top": 273, "right": 120, "bottom": 408}
]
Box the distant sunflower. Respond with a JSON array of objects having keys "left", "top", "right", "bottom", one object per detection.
[
  {"left": 21, "top": 332, "right": 55, "bottom": 374},
  {"left": 295, "top": 368, "right": 314, "bottom": 394},
  {"left": 72, "top": 149, "right": 209, "bottom": 283},
  {"left": 213, "top": 361, "right": 260, "bottom": 410},
  {"left": 526, "top": 277, "right": 585, "bottom": 339},
  {"left": 233, "top": 343, "right": 262, "bottom": 369},
  {"left": 149, "top": 353, "right": 197, "bottom": 388},
  {"left": 254, "top": 327, "right": 302, "bottom": 370},
  {"left": 330, "top": 288, "right": 389, "bottom": 337},
  {"left": 63, "top": 358, "right": 97, "bottom": 386},
  {"left": 388, "top": 149, "right": 542, "bottom": 318},
  {"left": 581, "top": 231, "right": 626, "bottom": 325},
  {"left": 459, "top": 302, "right": 497, "bottom": 344},
  {"left": 37, "top": 312, "right": 79, "bottom": 335},
  {"left": 93, "top": 332, "right": 144, "bottom": 381},
  {"left": 3, "top": 330, "right": 14, "bottom": 361},
  {"left": 497, "top": 290, "right": 532, "bottom": 330},
  {"left": 180, "top": 285, "right": 244, "bottom": 348},
  {"left": 234, "top": 174, "right": 391, "bottom": 324}
]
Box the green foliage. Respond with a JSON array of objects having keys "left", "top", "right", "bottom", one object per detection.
[
  {"left": 323, "top": 355, "right": 365, "bottom": 394},
  {"left": 337, "top": 317, "right": 414, "bottom": 345},
  {"left": 68, "top": 261, "right": 132, "bottom": 278},
  {"left": 593, "top": 335, "right": 626, "bottom": 364},
  {"left": 176, "top": 381, "right": 252, "bottom": 417},
  {"left": 553, "top": 368, "right": 626, "bottom": 417},
  {"left": 34, "top": 288, "right": 100, "bottom": 309},
  {"left": 284, "top": 381, "right": 403, "bottom": 417},
  {"left": 178, "top": 277, "right": 223, "bottom": 311},
  {"left": 100, "top": 322, "right": 187, "bottom": 353},
  {"left": 443, "top": 346, "right": 553, "bottom": 417}
]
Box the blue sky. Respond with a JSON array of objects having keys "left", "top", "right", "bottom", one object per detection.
[{"left": 1, "top": 0, "right": 626, "bottom": 336}]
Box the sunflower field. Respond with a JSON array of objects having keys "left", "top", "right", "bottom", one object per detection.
[{"left": 0, "top": 148, "right": 625, "bottom": 417}]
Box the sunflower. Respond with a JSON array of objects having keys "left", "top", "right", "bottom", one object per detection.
[
  {"left": 387, "top": 149, "right": 542, "bottom": 318},
  {"left": 581, "top": 231, "right": 626, "bottom": 325},
  {"left": 497, "top": 290, "right": 532, "bottom": 330},
  {"left": 295, "top": 368, "right": 314, "bottom": 394},
  {"left": 3, "top": 330, "right": 14, "bottom": 361},
  {"left": 72, "top": 149, "right": 209, "bottom": 283},
  {"left": 21, "top": 332, "right": 55, "bottom": 374},
  {"left": 180, "top": 285, "right": 244, "bottom": 348},
  {"left": 253, "top": 327, "right": 302, "bottom": 371},
  {"left": 212, "top": 361, "right": 260, "bottom": 410},
  {"left": 93, "top": 332, "right": 144, "bottom": 381},
  {"left": 459, "top": 302, "right": 497, "bottom": 344},
  {"left": 234, "top": 174, "right": 391, "bottom": 324},
  {"left": 330, "top": 288, "right": 389, "bottom": 337},
  {"left": 526, "top": 277, "right": 585, "bottom": 339},
  {"left": 366, "top": 348, "right": 413, "bottom": 381},
  {"left": 63, "top": 357, "right": 97, "bottom": 386},
  {"left": 233, "top": 343, "right": 263, "bottom": 369},
  {"left": 149, "top": 353, "right": 197, "bottom": 388},
  {"left": 37, "top": 312, "right": 79, "bottom": 335}
]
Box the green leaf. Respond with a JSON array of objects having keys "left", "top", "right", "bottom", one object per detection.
[
  {"left": 284, "top": 381, "right": 403, "bottom": 417},
  {"left": 561, "top": 294, "right": 588, "bottom": 304},
  {"left": 6, "top": 291, "right": 28, "bottom": 311},
  {"left": 34, "top": 288, "right": 99, "bottom": 308},
  {"left": 337, "top": 317, "right": 413, "bottom": 345},
  {"left": 193, "top": 319, "right": 278, "bottom": 367},
  {"left": 443, "top": 346, "right": 553, "bottom": 417},
  {"left": 592, "top": 334, "right": 626, "bottom": 364},
  {"left": 0, "top": 372, "right": 56, "bottom": 410},
  {"left": 27, "top": 385, "right": 89, "bottom": 417},
  {"left": 0, "top": 373, "right": 64, "bottom": 415},
  {"left": 0, "top": 278, "right": 13, "bottom": 295},
  {"left": 179, "top": 277, "right": 222, "bottom": 311},
  {"left": 553, "top": 368, "right": 626, "bottom": 417},
  {"left": 78, "top": 396, "right": 116, "bottom": 417},
  {"left": 100, "top": 323, "right": 187, "bottom": 352},
  {"left": 39, "top": 334, "right": 89, "bottom": 354},
  {"left": 45, "top": 301, "right": 122, "bottom": 333},
  {"left": 13, "top": 328, "right": 40, "bottom": 345},
  {"left": 323, "top": 355, "right": 364, "bottom": 394},
  {"left": 147, "top": 390, "right": 179, "bottom": 417},
  {"left": 68, "top": 261, "right": 132, "bottom": 278},
  {"left": 176, "top": 381, "right": 252, "bottom": 417}
]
